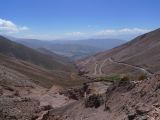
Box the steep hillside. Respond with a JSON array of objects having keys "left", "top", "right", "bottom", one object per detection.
[
  {"left": 48, "top": 74, "right": 160, "bottom": 120},
  {"left": 0, "top": 53, "right": 84, "bottom": 119},
  {"left": 0, "top": 36, "right": 75, "bottom": 72},
  {"left": 77, "top": 28, "right": 160, "bottom": 78},
  {"left": 0, "top": 35, "right": 88, "bottom": 88},
  {"left": 0, "top": 54, "right": 85, "bottom": 88},
  {"left": 0, "top": 36, "right": 87, "bottom": 120}
]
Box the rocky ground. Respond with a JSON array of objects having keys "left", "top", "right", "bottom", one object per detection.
[
  {"left": 0, "top": 64, "right": 160, "bottom": 120},
  {"left": 0, "top": 65, "right": 74, "bottom": 120},
  {"left": 45, "top": 74, "right": 160, "bottom": 120}
]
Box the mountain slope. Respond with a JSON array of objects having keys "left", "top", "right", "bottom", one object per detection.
[
  {"left": 0, "top": 53, "right": 85, "bottom": 88},
  {"left": 0, "top": 35, "right": 87, "bottom": 88},
  {"left": 0, "top": 53, "right": 85, "bottom": 119},
  {"left": 49, "top": 74, "right": 160, "bottom": 120},
  {"left": 0, "top": 36, "right": 87, "bottom": 119},
  {"left": 77, "top": 28, "right": 160, "bottom": 78},
  {"left": 0, "top": 36, "right": 75, "bottom": 72}
]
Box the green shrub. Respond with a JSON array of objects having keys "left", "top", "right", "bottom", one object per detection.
[{"left": 120, "top": 75, "right": 130, "bottom": 81}]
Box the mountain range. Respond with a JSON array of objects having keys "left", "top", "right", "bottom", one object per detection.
[
  {"left": 0, "top": 29, "right": 160, "bottom": 120},
  {"left": 11, "top": 38, "right": 125, "bottom": 59},
  {"left": 77, "top": 28, "right": 160, "bottom": 79},
  {"left": 0, "top": 36, "right": 85, "bottom": 88}
]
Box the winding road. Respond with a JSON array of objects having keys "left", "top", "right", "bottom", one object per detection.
[
  {"left": 93, "top": 57, "right": 153, "bottom": 76},
  {"left": 92, "top": 57, "right": 98, "bottom": 76}
]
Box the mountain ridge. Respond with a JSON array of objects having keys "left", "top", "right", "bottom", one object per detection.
[
  {"left": 77, "top": 28, "right": 160, "bottom": 78},
  {"left": 0, "top": 35, "right": 86, "bottom": 88},
  {"left": 10, "top": 37, "right": 125, "bottom": 59},
  {"left": 0, "top": 35, "right": 75, "bottom": 72}
]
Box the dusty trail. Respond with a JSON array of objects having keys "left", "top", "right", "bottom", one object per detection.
[
  {"left": 99, "top": 59, "right": 108, "bottom": 75},
  {"left": 94, "top": 63, "right": 98, "bottom": 75},
  {"left": 92, "top": 57, "right": 98, "bottom": 76},
  {"left": 92, "top": 57, "right": 153, "bottom": 76},
  {"left": 108, "top": 58, "right": 153, "bottom": 75}
]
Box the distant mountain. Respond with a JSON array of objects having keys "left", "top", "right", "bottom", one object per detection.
[
  {"left": 12, "top": 38, "right": 125, "bottom": 59},
  {"left": 51, "top": 38, "right": 125, "bottom": 49},
  {"left": 0, "top": 36, "right": 74, "bottom": 72},
  {"left": 45, "top": 44, "right": 102, "bottom": 59},
  {"left": 77, "top": 28, "right": 160, "bottom": 78},
  {"left": 0, "top": 35, "right": 86, "bottom": 88}
]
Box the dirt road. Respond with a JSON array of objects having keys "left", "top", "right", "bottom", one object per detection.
[{"left": 92, "top": 57, "right": 153, "bottom": 76}]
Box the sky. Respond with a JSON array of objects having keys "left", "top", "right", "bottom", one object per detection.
[{"left": 0, "top": 0, "right": 160, "bottom": 40}]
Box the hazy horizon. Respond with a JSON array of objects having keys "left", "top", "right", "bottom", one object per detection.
[{"left": 0, "top": 0, "right": 159, "bottom": 40}]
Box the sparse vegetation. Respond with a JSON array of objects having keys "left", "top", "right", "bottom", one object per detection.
[
  {"left": 97, "top": 74, "right": 131, "bottom": 83},
  {"left": 120, "top": 74, "right": 130, "bottom": 81},
  {"left": 98, "top": 75, "right": 122, "bottom": 82},
  {"left": 138, "top": 74, "right": 147, "bottom": 80}
]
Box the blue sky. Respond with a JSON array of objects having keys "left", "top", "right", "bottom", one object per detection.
[{"left": 0, "top": 0, "right": 160, "bottom": 40}]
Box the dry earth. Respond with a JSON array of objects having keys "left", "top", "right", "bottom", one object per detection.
[
  {"left": 77, "top": 29, "right": 160, "bottom": 79},
  {"left": 45, "top": 74, "right": 160, "bottom": 120},
  {"left": 0, "top": 62, "right": 160, "bottom": 120}
]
